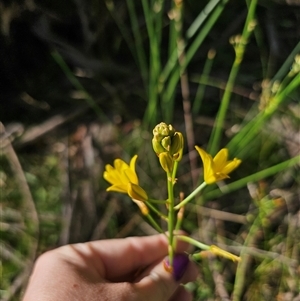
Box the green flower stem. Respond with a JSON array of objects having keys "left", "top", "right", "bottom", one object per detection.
[
  {"left": 176, "top": 235, "right": 210, "bottom": 251},
  {"left": 145, "top": 213, "right": 164, "bottom": 234},
  {"left": 175, "top": 207, "right": 184, "bottom": 231},
  {"left": 172, "top": 161, "right": 179, "bottom": 182},
  {"left": 167, "top": 171, "right": 175, "bottom": 267},
  {"left": 145, "top": 201, "right": 168, "bottom": 221},
  {"left": 147, "top": 198, "right": 167, "bottom": 204},
  {"left": 174, "top": 182, "right": 207, "bottom": 210}
]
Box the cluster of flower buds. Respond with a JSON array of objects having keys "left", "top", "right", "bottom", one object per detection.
[{"left": 152, "top": 122, "right": 184, "bottom": 173}]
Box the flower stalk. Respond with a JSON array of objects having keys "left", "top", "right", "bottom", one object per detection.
[
  {"left": 103, "top": 122, "right": 242, "bottom": 276},
  {"left": 174, "top": 181, "right": 207, "bottom": 210},
  {"left": 144, "top": 213, "right": 164, "bottom": 234},
  {"left": 145, "top": 201, "right": 168, "bottom": 221},
  {"left": 175, "top": 192, "right": 185, "bottom": 231},
  {"left": 167, "top": 170, "right": 175, "bottom": 267}
]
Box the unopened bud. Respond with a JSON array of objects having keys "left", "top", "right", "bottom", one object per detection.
[
  {"left": 170, "top": 132, "right": 184, "bottom": 161},
  {"left": 159, "top": 152, "right": 173, "bottom": 173}
]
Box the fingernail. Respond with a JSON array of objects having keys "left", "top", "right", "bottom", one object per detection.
[{"left": 164, "top": 253, "right": 189, "bottom": 281}]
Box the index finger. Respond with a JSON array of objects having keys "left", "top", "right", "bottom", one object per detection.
[{"left": 60, "top": 233, "right": 190, "bottom": 281}]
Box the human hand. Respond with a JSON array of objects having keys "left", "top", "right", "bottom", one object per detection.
[{"left": 23, "top": 234, "right": 198, "bottom": 301}]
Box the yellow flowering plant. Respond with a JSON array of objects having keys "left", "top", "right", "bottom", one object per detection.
[{"left": 103, "top": 122, "right": 242, "bottom": 276}]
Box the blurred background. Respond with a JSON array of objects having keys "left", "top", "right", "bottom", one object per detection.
[{"left": 1, "top": 0, "right": 299, "bottom": 300}]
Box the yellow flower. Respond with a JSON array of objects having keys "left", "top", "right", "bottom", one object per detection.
[
  {"left": 195, "top": 147, "right": 241, "bottom": 184},
  {"left": 103, "top": 155, "right": 148, "bottom": 202}
]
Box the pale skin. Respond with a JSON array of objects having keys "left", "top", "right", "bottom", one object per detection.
[{"left": 23, "top": 234, "right": 198, "bottom": 301}]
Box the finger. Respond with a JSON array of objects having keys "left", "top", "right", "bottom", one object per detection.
[
  {"left": 181, "top": 258, "right": 199, "bottom": 284},
  {"left": 58, "top": 233, "right": 190, "bottom": 281},
  {"left": 170, "top": 286, "right": 194, "bottom": 301},
  {"left": 133, "top": 255, "right": 196, "bottom": 301}
]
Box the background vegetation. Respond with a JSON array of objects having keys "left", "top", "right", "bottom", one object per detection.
[{"left": 0, "top": 0, "right": 299, "bottom": 300}]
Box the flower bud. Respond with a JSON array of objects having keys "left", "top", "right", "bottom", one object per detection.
[
  {"left": 170, "top": 132, "right": 184, "bottom": 161},
  {"left": 152, "top": 123, "right": 184, "bottom": 162},
  {"left": 153, "top": 122, "right": 175, "bottom": 139},
  {"left": 152, "top": 123, "right": 175, "bottom": 154},
  {"left": 161, "top": 136, "right": 172, "bottom": 152},
  {"left": 152, "top": 138, "right": 166, "bottom": 155},
  {"left": 159, "top": 152, "right": 173, "bottom": 173}
]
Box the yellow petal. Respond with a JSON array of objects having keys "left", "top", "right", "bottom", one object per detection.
[
  {"left": 195, "top": 146, "right": 208, "bottom": 164},
  {"left": 128, "top": 183, "right": 148, "bottom": 202},
  {"left": 124, "top": 166, "right": 139, "bottom": 184},
  {"left": 103, "top": 169, "right": 121, "bottom": 185},
  {"left": 205, "top": 173, "right": 218, "bottom": 184},
  {"left": 222, "top": 158, "right": 242, "bottom": 175},
  {"left": 114, "top": 158, "right": 129, "bottom": 170},
  {"left": 213, "top": 148, "right": 228, "bottom": 170},
  {"left": 106, "top": 184, "right": 128, "bottom": 193},
  {"left": 105, "top": 164, "right": 114, "bottom": 172},
  {"left": 214, "top": 172, "right": 229, "bottom": 182},
  {"left": 129, "top": 155, "right": 138, "bottom": 172},
  {"left": 195, "top": 146, "right": 215, "bottom": 183}
]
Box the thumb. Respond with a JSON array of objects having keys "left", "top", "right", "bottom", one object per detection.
[{"left": 133, "top": 254, "right": 190, "bottom": 301}]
